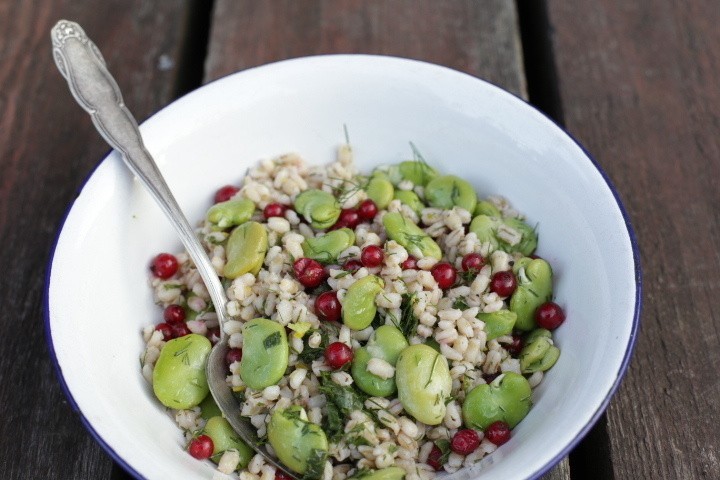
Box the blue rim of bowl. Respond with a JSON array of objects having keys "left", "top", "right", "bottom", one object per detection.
[{"left": 43, "top": 54, "right": 642, "bottom": 480}]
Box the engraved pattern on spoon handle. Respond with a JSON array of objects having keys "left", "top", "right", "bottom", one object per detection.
[{"left": 50, "top": 20, "right": 230, "bottom": 334}]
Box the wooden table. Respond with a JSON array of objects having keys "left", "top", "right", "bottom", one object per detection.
[{"left": 1, "top": 1, "right": 717, "bottom": 478}]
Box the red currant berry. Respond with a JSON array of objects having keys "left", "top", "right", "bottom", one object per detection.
[
  {"left": 401, "top": 255, "right": 418, "bottom": 270},
  {"left": 315, "top": 291, "right": 341, "bottom": 322},
  {"left": 214, "top": 185, "right": 239, "bottom": 203},
  {"left": 357, "top": 199, "right": 378, "bottom": 221},
  {"left": 293, "top": 258, "right": 328, "bottom": 289},
  {"left": 275, "top": 471, "right": 293, "bottom": 480},
  {"left": 461, "top": 253, "right": 485, "bottom": 272},
  {"left": 150, "top": 253, "right": 179, "bottom": 279},
  {"left": 535, "top": 301, "right": 566, "bottom": 330},
  {"left": 163, "top": 304, "right": 186, "bottom": 325},
  {"left": 361, "top": 245, "right": 384, "bottom": 268},
  {"left": 263, "top": 203, "right": 287, "bottom": 219},
  {"left": 426, "top": 444, "right": 444, "bottom": 471},
  {"left": 338, "top": 209, "right": 360, "bottom": 229},
  {"left": 505, "top": 335, "right": 523, "bottom": 356},
  {"left": 171, "top": 323, "right": 191, "bottom": 338},
  {"left": 188, "top": 434, "right": 214, "bottom": 460},
  {"left": 485, "top": 421, "right": 511, "bottom": 446},
  {"left": 324, "top": 342, "right": 353, "bottom": 369},
  {"left": 155, "top": 322, "right": 173, "bottom": 340},
  {"left": 343, "top": 259, "right": 363, "bottom": 272},
  {"left": 431, "top": 262, "right": 457, "bottom": 289},
  {"left": 450, "top": 429, "right": 481, "bottom": 455},
  {"left": 225, "top": 348, "right": 243, "bottom": 366},
  {"left": 490, "top": 271, "right": 517, "bottom": 297}
]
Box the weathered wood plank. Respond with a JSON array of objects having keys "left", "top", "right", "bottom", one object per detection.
[
  {"left": 547, "top": 1, "right": 720, "bottom": 478},
  {"left": 0, "top": 1, "right": 191, "bottom": 478},
  {"left": 204, "top": 0, "right": 527, "bottom": 98}
]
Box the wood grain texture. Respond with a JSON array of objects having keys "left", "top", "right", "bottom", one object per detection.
[
  {"left": 204, "top": 0, "right": 527, "bottom": 98},
  {"left": 546, "top": 0, "right": 720, "bottom": 478},
  {"left": 0, "top": 1, "right": 189, "bottom": 478}
]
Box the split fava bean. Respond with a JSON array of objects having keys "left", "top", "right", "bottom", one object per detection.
[
  {"left": 395, "top": 344, "right": 452, "bottom": 425},
  {"left": 398, "top": 160, "right": 437, "bottom": 186},
  {"left": 502, "top": 217, "right": 538, "bottom": 256},
  {"left": 294, "top": 189, "right": 341, "bottom": 229},
  {"left": 510, "top": 258, "right": 553, "bottom": 331},
  {"left": 474, "top": 200, "right": 501, "bottom": 218},
  {"left": 477, "top": 310, "right": 517, "bottom": 341},
  {"left": 342, "top": 275, "right": 384, "bottom": 330},
  {"left": 267, "top": 406, "right": 328, "bottom": 474},
  {"left": 152, "top": 334, "right": 211, "bottom": 410},
  {"left": 203, "top": 416, "right": 254, "bottom": 467},
  {"left": 206, "top": 198, "right": 255, "bottom": 229},
  {"left": 223, "top": 221, "right": 268, "bottom": 279},
  {"left": 382, "top": 212, "right": 441, "bottom": 260},
  {"left": 462, "top": 372, "right": 532, "bottom": 430},
  {"left": 366, "top": 173, "right": 395, "bottom": 209},
  {"left": 469, "top": 214, "right": 500, "bottom": 251},
  {"left": 520, "top": 328, "right": 560, "bottom": 373},
  {"left": 357, "top": 467, "right": 406, "bottom": 480},
  {"left": 425, "top": 175, "right": 477, "bottom": 213},
  {"left": 239, "top": 318, "right": 288, "bottom": 390},
  {"left": 393, "top": 190, "right": 425, "bottom": 215},
  {"left": 351, "top": 325, "right": 409, "bottom": 397},
  {"left": 301, "top": 228, "right": 355, "bottom": 264},
  {"left": 199, "top": 393, "right": 222, "bottom": 420}
]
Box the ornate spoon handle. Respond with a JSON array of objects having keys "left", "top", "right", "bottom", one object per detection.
[{"left": 50, "top": 20, "right": 230, "bottom": 334}]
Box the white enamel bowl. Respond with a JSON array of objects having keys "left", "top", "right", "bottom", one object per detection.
[{"left": 46, "top": 55, "right": 641, "bottom": 479}]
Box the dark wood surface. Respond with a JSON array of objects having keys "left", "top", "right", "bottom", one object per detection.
[
  {"left": 0, "top": 1, "right": 716, "bottom": 479},
  {"left": 546, "top": 1, "right": 720, "bottom": 478}
]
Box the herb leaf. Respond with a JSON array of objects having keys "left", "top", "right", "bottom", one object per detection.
[
  {"left": 398, "top": 293, "right": 419, "bottom": 339},
  {"left": 263, "top": 331, "right": 282, "bottom": 349},
  {"left": 299, "top": 448, "right": 327, "bottom": 480}
]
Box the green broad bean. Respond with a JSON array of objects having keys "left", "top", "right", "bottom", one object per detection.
[
  {"left": 425, "top": 175, "right": 477, "bottom": 213},
  {"left": 398, "top": 160, "right": 437, "bottom": 186},
  {"left": 395, "top": 344, "right": 452, "bottom": 425},
  {"left": 477, "top": 310, "right": 517, "bottom": 341},
  {"left": 203, "top": 416, "right": 254, "bottom": 467},
  {"left": 501, "top": 217, "right": 538, "bottom": 256},
  {"left": 199, "top": 393, "right": 222, "bottom": 420},
  {"left": 351, "top": 325, "right": 409, "bottom": 397},
  {"left": 355, "top": 467, "right": 406, "bottom": 480},
  {"left": 152, "top": 334, "right": 211, "bottom": 409},
  {"left": 474, "top": 200, "right": 501, "bottom": 218},
  {"left": 510, "top": 258, "right": 553, "bottom": 331},
  {"left": 294, "top": 189, "right": 341, "bottom": 229},
  {"left": 520, "top": 333, "right": 560, "bottom": 373},
  {"left": 206, "top": 199, "right": 255, "bottom": 229},
  {"left": 301, "top": 228, "right": 355, "bottom": 264},
  {"left": 366, "top": 174, "right": 395, "bottom": 209},
  {"left": 468, "top": 215, "right": 500, "bottom": 250},
  {"left": 512, "top": 256, "right": 533, "bottom": 274},
  {"left": 239, "top": 318, "right": 289, "bottom": 389},
  {"left": 223, "top": 221, "right": 268, "bottom": 279},
  {"left": 342, "top": 275, "right": 384, "bottom": 330},
  {"left": 462, "top": 372, "right": 532, "bottom": 429},
  {"left": 267, "top": 406, "right": 329, "bottom": 474},
  {"left": 393, "top": 190, "right": 425, "bottom": 215},
  {"left": 525, "top": 327, "right": 552, "bottom": 343},
  {"left": 382, "top": 212, "right": 441, "bottom": 260}
]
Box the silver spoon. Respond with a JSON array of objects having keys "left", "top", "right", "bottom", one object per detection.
[{"left": 50, "top": 20, "right": 297, "bottom": 479}]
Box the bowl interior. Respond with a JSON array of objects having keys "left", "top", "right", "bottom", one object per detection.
[{"left": 47, "top": 55, "right": 639, "bottom": 480}]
